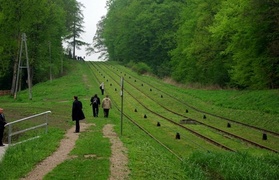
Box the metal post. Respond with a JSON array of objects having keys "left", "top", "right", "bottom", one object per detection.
[
  {"left": 14, "top": 33, "right": 32, "bottom": 100},
  {"left": 120, "top": 77, "right": 124, "bottom": 135},
  {"left": 8, "top": 124, "right": 12, "bottom": 145},
  {"left": 24, "top": 33, "right": 32, "bottom": 100},
  {"left": 45, "top": 113, "right": 48, "bottom": 133},
  {"left": 14, "top": 34, "right": 24, "bottom": 99}
]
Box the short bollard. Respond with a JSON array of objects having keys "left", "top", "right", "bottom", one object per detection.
[
  {"left": 175, "top": 133, "right": 180, "bottom": 139},
  {"left": 262, "top": 133, "right": 267, "bottom": 140}
]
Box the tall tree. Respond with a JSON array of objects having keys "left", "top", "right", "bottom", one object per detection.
[
  {"left": 100, "top": 0, "right": 184, "bottom": 77},
  {"left": 170, "top": 0, "right": 228, "bottom": 86},
  {"left": 0, "top": 0, "right": 69, "bottom": 92},
  {"left": 86, "top": 16, "right": 108, "bottom": 60},
  {"left": 63, "top": 0, "right": 87, "bottom": 59},
  {"left": 209, "top": 0, "right": 279, "bottom": 88}
]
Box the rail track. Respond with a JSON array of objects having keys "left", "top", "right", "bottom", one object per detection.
[
  {"left": 104, "top": 62, "right": 279, "bottom": 138},
  {"left": 88, "top": 61, "right": 279, "bottom": 154},
  {"left": 86, "top": 62, "right": 237, "bottom": 155}
]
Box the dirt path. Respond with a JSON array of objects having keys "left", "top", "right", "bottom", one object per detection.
[
  {"left": 103, "top": 124, "right": 130, "bottom": 180},
  {"left": 21, "top": 122, "right": 129, "bottom": 180}
]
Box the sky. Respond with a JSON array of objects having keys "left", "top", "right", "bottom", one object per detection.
[{"left": 76, "top": 0, "right": 108, "bottom": 61}]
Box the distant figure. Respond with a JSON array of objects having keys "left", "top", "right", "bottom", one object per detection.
[
  {"left": 90, "top": 94, "right": 100, "bottom": 117},
  {"left": 102, "top": 95, "right": 112, "bottom": 118},
  {"left": 72, "top": 96, "right": 85, "bottom": 133},
  {"left": 0, "top": 108, "right": 7, "bottom": 146},
  {"left": 100, "top": 82, "right": 105, "bottom": 95}
]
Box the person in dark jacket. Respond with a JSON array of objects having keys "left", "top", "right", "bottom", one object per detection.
[
  {"left": 0, "top": 108, "right": 7, "bottom": 146},
  {"left": 72, "top": 96, "right": 85, "bottom": 133},
  {"left": 90, "top": 94, "right": 100, "bottom": 117}
]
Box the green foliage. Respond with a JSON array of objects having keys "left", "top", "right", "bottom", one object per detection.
[
  {"left": 99, "top": 0, "right": 279, "bottom": 89},
  {"left": 208, "top": 0, "right": 276, "bottom": 89},
  {"left": 131, "top": 62, "right": 152, "bottom": 75},
  {"left": 0, "top": 0, "right": 83, "bottom": 90},
  {"left": 98, "top": 0, "right": 183, "bottom": 76},
  {"left": 63, "top": 0, "right": 87, "bottom": 58}
]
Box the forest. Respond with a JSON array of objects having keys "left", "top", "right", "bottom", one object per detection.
[
  {"left": 93, "top": 0, "right": 279, "bottom": 89},
  {"left": 0, "top": 0, "right": 85, "bottom": 92},
  {"left": 1, "top": 0, "right": 279, "bottom": 91}
]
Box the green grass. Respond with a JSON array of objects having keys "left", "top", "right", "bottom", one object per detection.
[
  {"left": 0, "top": 128, "right": 64, "bottom": 179},
  {"left": 183, "top": 152, "right": 279, "bottom": 180},
  {"left": 0, "top": 60, "right": 279, "bottom": 179}
]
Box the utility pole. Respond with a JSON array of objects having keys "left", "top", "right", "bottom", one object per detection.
[{"left": 14, "top": 33, "right": 32, "bottom": 100}]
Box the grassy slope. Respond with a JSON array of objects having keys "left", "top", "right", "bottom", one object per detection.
[{"left": 0, "top": 60, "right": 278, "bottom": 179}]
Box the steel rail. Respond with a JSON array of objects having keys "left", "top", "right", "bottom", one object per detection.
[
  {"left": 91, "top": 62, "right": 236, "bottom": 152},
  {"left": 103, "top": 62, "right": 279, "bottom": 138},
  {"left": 98, "top": 62, "right": 278, "bottom": 153}
]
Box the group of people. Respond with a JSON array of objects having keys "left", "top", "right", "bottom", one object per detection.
[
  {"left": 71, "top": 82, "right": 111, "bottom": 133},
  {"left": 0, "top": 83, "right": 110, "bottom": 145}
]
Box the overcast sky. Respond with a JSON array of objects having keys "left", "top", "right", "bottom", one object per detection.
[{"left": 77, "top": 0, "right": 107, "bottom": 61}]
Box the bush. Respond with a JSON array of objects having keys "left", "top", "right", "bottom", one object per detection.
[{"left": 132, "top": 62, "right": 152, "bottom": 75}]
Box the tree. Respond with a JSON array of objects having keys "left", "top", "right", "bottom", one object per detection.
[
  {"left": 86, "top": 16, "right": 108, "bottom": 60},
  {"left": 100, "top": 0, "right": 184, "bottom": 77},
  {"left": 0, "top": 0, "right": 71, "bottom": 92},
  {"left": 63, "top": 0, "right": 87, "bottom": 59},
  {"left": 209, "top": 0, "right": 279, "bottom": 88}
]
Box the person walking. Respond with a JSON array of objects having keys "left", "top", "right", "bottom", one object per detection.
[
  {"left": 102, "top": 95, "right": 112, "bottom": 118},
  {"left": 90, "top": 94, "right": 100, "bottom": 117},
  {"left": 72, "top": 96, "right": 85, "bottom": 133},
  {"left": 0, "top": 108, "right": 7, "bottom": 146},
  {"left": 100, "top": 82, "right": 104, "bottom": 95}
]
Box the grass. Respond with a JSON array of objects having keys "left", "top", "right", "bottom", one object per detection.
[
  {"left": 0, "top": 128, "right": 64, "bottom": 179},
  {"left": 0, "top": 60, "right": 279, "bottom": 179},
  {"left": 183, "top": 151, "right": 279, "bottom": 180}
]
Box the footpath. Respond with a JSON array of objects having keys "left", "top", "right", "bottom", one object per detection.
[
  {"left": 0, "top": 143, "right": 8, "bottom": 161},
  {"left": 0, "top": 123, "right": 130, "bottom": 180}
]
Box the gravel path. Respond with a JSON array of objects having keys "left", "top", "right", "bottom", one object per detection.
[
  {"left": 20, "top": 122, "right": 129, "bottom": 179},
  {"left": 103, "top": 124, "right": 130, "bottom": 180}
]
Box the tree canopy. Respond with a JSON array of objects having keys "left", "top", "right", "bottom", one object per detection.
[
  {"left": 93, "top": 0, "right": 279, "bottom": 89},
  {"left": 0, "top": 0, "right": 85, "bottom": 91}
]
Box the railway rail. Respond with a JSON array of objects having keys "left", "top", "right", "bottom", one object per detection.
[
  {"left": 93, "top": 62, "right": 279, "bottom": 153},
  {"left": 104, "top": 62, "right": 279, "bottom": 138},
  {"left": 87, "top": 62, "right": 237, "bottom": 154}
]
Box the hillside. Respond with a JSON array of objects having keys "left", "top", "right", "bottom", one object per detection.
[{"left": 0, "top": 60, "right": 278, "bottom": 179}]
